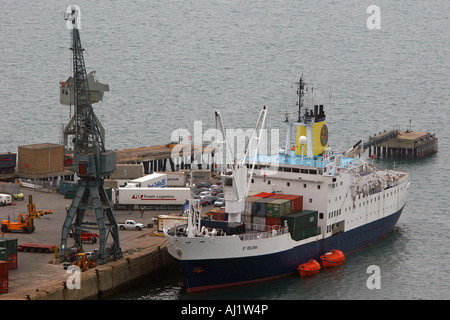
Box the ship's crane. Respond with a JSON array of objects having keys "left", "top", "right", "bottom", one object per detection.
[
  {"left": 215, "top": 106, "right": 267, "bottom": 223},
  {"left": 59, "top": 6, "right": 122, "bottom": 265}
]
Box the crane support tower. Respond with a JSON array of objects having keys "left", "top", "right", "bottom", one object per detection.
[{"left": 60, "top": 6, "right": 122, "bottom": 265}]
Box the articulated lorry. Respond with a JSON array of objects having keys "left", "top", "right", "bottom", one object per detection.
[{"left": 111, "top": 187, "right": 191, "bottom": 210}]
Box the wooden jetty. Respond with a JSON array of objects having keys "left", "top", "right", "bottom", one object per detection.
[
  {"left": 363, "top": 129, "right": 438, "bottom": 159},
  {"left": 115, "top": 143, "right": 216, "bottom": 174}
]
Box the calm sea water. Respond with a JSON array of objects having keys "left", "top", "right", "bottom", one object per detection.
[{"left": 1, "top": 0, "right": 449, "bottom": 300}]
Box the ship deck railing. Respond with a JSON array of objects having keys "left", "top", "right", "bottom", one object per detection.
[{"left": 239, "top": 224, "right": 288, "bottom": 241}]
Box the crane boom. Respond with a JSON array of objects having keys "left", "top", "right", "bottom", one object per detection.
[{"left": 216, "top": 106, "right": 267, "bottom": 223}]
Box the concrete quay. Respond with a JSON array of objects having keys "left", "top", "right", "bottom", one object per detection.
[{"left": 0, "top": 188, "right": 177, "bottom": 300}]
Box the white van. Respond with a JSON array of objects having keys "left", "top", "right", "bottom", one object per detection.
[{"left": 0, "top": 194, "right": 12, "bottom": 206}]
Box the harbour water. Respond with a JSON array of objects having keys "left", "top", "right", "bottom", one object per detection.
[{"left": 1, "top": 0, "right": 449, "bottom": 300}]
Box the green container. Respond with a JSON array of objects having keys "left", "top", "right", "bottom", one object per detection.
[
  {"left": 267, "top": 199, "right": 291, "bottom": 217},
  {"left": 291, "top": 226, "right": 318, "bottom": 241},
  {"left": 0, "top": 248, "right": 7, "bottom": 262},
  {"left": 252, "top": 198, "right": 275, "bottom": 217},
  {"left": 0, "top": 238, "right": 18, "bottom": 254},
  {"left": 281, "top": 210, "right": 318, "bottom": 233}
]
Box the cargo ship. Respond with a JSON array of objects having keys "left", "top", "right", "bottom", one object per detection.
[{"left": 164, "top": 76, "right": 410, "bottom": 293}]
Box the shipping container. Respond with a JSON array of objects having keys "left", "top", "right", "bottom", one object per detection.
[
  {"left": 244, "top": 196, "right": 262, "bottom": 215},
  {"left": 155, "top": 171, "right": 186, "bottom": 187},
  {"left": 0, "top": 248, "right": 7, "bottom": 263},
  {"left": 252, "top": 192, "right": 275, "bottom": 198},
  {"left": 265, "top": 217, "right": 281, "bottom": 227},
  {"left": 7, "top": 253, "right": 17, "bottom": 270},
  {"left": 0, "top": 152, "right": 16, "bottom": 174},
  {"left": 267, "top": 199, "right": 291, "bottom": 217},
  {"left": 125, "top": 173, "right": 167, "bottom": 188},
  {"left": 212, "top": 208, "right": 227, "bottom": 221},
  {"left": 269, "top": 194, "right": 303, "bottom": 212},
  {"left": 281, "top": 210, "right": 318, "bottom": 240},
  {"left": 18, "top": 143, "right": 64, "bottom": 175},
  {"left": 241, "top": 214, "right": 253, "bottom": 226},
  {"left": 0, "top": 238, "right": 18, "bottom": 254},
  {"left": 291, "top": 226, "right": 318, "bottom": 241},
  {"left": 0, "top": 260, "right": 8, "bottom": 294},
  {"left": 182, "top": 169, "right": 211, "bottom": 185},
  {"left": 0, "top": 238, "right": 18, "bottom": 269},
  {"left": 252, "top": 198, "right": 276, "bottom": 217},
  {"left": 252, "top": 216, "right": 266, "bottom": 226}
]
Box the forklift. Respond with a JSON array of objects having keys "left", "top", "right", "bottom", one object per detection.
[
  {"left": 0, "top": 195, "right": 52, "bottom": 233},
  {"left": 73, "top": 252, "right": 96, "bottom": 271}
]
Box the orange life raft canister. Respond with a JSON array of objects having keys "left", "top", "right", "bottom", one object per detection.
[
  {"left": 319, "top": 249, "right": 345, "bottom": 267},
  {"left": 297, "top": 259, "right": 321, "bottom": 277}
]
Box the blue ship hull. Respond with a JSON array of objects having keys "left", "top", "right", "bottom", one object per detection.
[{"left": 174, "top": 206, "right": 404, "bottom": 293}]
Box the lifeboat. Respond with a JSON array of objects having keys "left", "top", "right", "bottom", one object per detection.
[
  {"left": 319, "top": 249, "right": 345, "bottom": 267},
  {"left": 297, "top": 259, "right": 321, "bottom": 277}
]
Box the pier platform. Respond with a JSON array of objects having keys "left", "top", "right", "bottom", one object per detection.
[
  {"left": 115, "top": 143, "right": 216, "bottom": 174},
  {"left": 364, "top": 130, "right": 438, "bottom": 159}
]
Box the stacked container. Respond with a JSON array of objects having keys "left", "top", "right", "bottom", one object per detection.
[
  {"left": 211, "top": 193, "right": 314, "bottom": 241},
  {"left": 252, "top": 192, "right": 275, "bottom": 198},
  {"left": 281, "top": 210, "right": 318, "bottom": 241},
  {"left": 265, "top": 198, "right": 291, "bottom": 227},
  {"left": 266, "top": 199, "right": 291, "bottom": 217},
  {"left": 244, "top": 196, "right": 261, "bottom": 216},
  {"left": 0, "top": 237, "right": 18, "bottom": 269},
  {"left": 212, "top": 208, "right": 226, "bottom": 221},
  {"left": 269, "top": 194, "right": 303, "bottom": 212},
  {"left": 0, "top": 260, "right": 7, "bottom": 294}
]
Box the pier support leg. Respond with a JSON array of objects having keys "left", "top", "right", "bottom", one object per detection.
[{"left": 143, "top": 161, "right": 149, "bottom": 174}]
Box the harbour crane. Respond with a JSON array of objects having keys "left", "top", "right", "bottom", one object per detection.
[
  {"left": 215, "top": 106, "right": 267, "bottom": 223},
  {"left": 59, "top": 6, "right": 122, "bottom": 265}
]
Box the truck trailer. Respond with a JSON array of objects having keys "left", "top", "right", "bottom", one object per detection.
[
  {"left": 125, "top": 173, "right": 167, "bottom": 188},
  {"left": 111, "top": 187, "right": 191, "bottom": 209}
]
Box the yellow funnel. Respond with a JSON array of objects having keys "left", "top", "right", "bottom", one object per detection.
[{"left": 295, "top": 120, "right": 328, "bottom": 156}]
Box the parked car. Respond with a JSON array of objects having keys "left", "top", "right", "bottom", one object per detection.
[
  {"left": 209, "top": 184, "right": 220, "bottom": 191},
  {"left": 69, "top": 229, "right": 99, "bottom": 244},
  {"left": 215, "top": 193, "right": 224, "bottom": 199},
  {"left": 197, "top": 181, "right": 211, "bottom": 188},
  {"left": 214, "top": 198, "right": 225, "bottom": 207},
  {"left": 199, "top": 191, "right": 211, "bottom": 199},
  {"left": 209, "top": 184, "right": 223, "bottom": 195},
  {"left": 118, "top": 220, "right": 145, "bottom": 231},
  {"left": 204, "top": 195, "right": 217, "bottom": 205}
]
